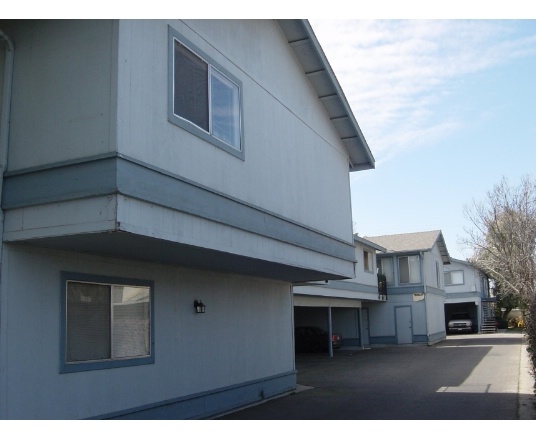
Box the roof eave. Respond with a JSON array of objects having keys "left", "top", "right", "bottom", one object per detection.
[
  {"left": 276, "top": 19, "right": 375, "bottom": 172},
  {"left": 435, "top": 231, "right": 451, "bottom": 265},
  {"left": 354, "top": 234, "right": 387, "bottom": 252}
]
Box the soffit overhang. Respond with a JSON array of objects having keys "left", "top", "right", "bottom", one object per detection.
[{"left": 277, "top": 19, "right": 375, "bottom": 172}]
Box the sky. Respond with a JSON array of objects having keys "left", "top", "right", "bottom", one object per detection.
[{"left": 308, "top": 18, "right": 536, "bottom": 260}]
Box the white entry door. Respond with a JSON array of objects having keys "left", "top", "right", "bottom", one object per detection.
[{"left": 395, "top": 306, "right": 413, "bottom": 344}]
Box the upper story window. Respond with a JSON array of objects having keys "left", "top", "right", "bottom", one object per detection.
[
  {"left": 363, "top": 250, "right": 373, "bottom": 272},
  {"left": 169, "top": 27, "right": 244, "bottom": 159},
  {"left": 436, "top": 261, "right": 441, "bottom": 287},
  {"left": 445, "top": 270, "right": 464, "bottom": 285},
  {"left": 378, "top": 257, "right": 394, "bottom": 285},
  {"left": 61, "top": 273, "right": 154, "bottom": 373},
  {"left": 399, "top": 255, "right": 421, "bottom": 284}
]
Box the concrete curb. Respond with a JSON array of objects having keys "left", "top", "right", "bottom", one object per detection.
[{"left": 518, "top": 334, "right": 536, "bottom": 419}]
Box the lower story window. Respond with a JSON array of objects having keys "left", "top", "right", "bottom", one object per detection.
[{"left": 61, "top": 273, "right": 154, "bottom": 373}]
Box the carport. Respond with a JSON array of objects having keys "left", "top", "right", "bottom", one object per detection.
[
  {"left": 293, "top": 296, "right": 363, "bottom": 357},
  {"left": 444, "top": 300, "right": 480, "bottom": 332}
]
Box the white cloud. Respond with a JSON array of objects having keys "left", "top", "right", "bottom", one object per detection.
[{"left": 310, "top": 19, "right": 536, "bottom": 160}]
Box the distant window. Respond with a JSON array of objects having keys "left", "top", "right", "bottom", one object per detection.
[
  {"left": 436, "top": 261, "right": 441, "bottom": 287},
  {"left": 378, "top": 257, "right": 394, "bottom": 285},
  {"left": 399, "top": 255, "right": 421, "bottom": 284},
  {"left": 61, "top": 273, "right": 154, "bottom": 373},
  {"left": 169, "top": 27, "right": 243, "bottom": 158},
  {"left": 445, "top": 270, "right": 464, "bottom": 285},
  {"left": 363, "top": 250, "right": 373, "bottom": 272}
]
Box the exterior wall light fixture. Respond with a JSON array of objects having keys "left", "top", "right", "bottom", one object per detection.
[{"left": 194, "top": 300, "right": 206, "bottom": 314}]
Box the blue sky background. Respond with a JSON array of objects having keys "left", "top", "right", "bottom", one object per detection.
[{"left": 310, "top": 19, "right": 536, "bottom": 260}]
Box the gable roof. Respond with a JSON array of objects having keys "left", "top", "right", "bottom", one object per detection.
[
  {"left": 354, "top": 234, "right": 387, "bottom": 252},
  {"left": 364, "top": 230, "right": 451, "bottom": 264},
  {"left": 276, "top": 20, "right": 375, "bottom": 172}
]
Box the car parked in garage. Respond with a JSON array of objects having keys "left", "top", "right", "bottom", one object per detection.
[
  {"left": 295, "top": 326, "right": 342, "bottom": 352},
  {"left": 447, "top": 313, "right": 473, "bottom": 333}
]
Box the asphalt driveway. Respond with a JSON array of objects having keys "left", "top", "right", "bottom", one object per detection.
[{"left": 219, "top": 331, "right": 536, "bottom": 420}]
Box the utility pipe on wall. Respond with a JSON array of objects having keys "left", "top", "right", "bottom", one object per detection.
[
  {"left": 0, "top": 29, "right": 14, "bottom": 203},
  {"left": 420, "top": 251, "right": 430, "bottom": 341},
  {"left": 0, "top": 28, "right": 14, "bottom": 416},
  {"left": 0, "top": 29, "right": 14, "bottom": 278}
]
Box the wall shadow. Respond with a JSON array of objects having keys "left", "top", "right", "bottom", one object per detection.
[{"left": 220, "top": 333, "right": 528, "bottom": 420}]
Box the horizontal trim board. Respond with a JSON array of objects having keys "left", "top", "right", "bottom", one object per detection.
[
  {"left": 445, "top": 297, "right": 480, "bottom": 305},
  {"left": 386, "top": 286, "right": 425, "bottom": 295},
  {"left": 446, "top": 292, "right": 483, "bottom": 299},
  {"left": 2, "top": 155, "right": 355, "bottom": 262},
  {"left": 98, "top": 370, "right": 296, "bottom": 420},
  {"left": 293, "top": 296, "right": 361, "bottom": 307},
  {"left": 2, "top": 158, "right": 118, "bottom": 207},
  {"left": 327, "top": 280, "right": 379, "bottom": 294}
]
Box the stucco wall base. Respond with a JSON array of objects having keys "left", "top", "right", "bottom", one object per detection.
[{"left": 103, "top": 371, "right": 297, "bottom": 420}]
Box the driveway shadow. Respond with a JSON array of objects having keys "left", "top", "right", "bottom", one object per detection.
[{"left": 220, "top": 333, "right": 528, "bottom": 420}]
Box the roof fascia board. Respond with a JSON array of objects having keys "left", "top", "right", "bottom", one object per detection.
[
  {"left": 377, "top": 250, "right": 429, "bottom": 257},
  {"left": 353, "top": 234, "right": 387, "bottom": 252},
  {"left": 277, "top": 19, "right": 375, "bottom": 172}
]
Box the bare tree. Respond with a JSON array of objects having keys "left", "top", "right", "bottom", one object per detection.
[{"left": 461, "top": 175, "right": 536, "bottom": 373}]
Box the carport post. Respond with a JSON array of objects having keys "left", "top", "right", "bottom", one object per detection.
[
  {"left": 358, "top": 307, "right": 364, "bottom": 349},
  {"left": 328, "top": 306, "right": 333, "bottom": 358}
]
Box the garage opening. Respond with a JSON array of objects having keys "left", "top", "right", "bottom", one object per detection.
[
  {"left": 294, "top": 306, "right": 361, "bottom": 354},
  {"left": 444, "top": 302, "right": 478, "bottom": 333}
]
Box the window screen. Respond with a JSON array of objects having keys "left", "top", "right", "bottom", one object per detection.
[
  {"left": 445, "top": 270, "right": 464, "bottom": 285},
  {"left": 173, "top": 40, "right": 209, "bottom": 131},
  {"left": 66, "top": 282, "right": 111, "bottom": 362},
  {"left": 399, "top": 256, "right": 420, "bottom": 284},
  {"left": 112, "top": 286, "right": 150, "bottom": 358},
  {"left": 379, "top": 258, "right": 394, "bottom": 285},
  {"left": 66, "top": 281, "right": 150, "bottom": 364}
]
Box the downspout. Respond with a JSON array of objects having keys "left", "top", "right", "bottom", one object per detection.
[
  {"left": 0, "top": 28, "right": 14, "bottom": 247},
  {"left": 0, "top": 28, "right": 14, "bottom": 419},
  {"left": 421, "top": 251, "right": 430, "bottom": 343},
  {"left": 290, "top": 284, "right": 296, "bottom": 376}
]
